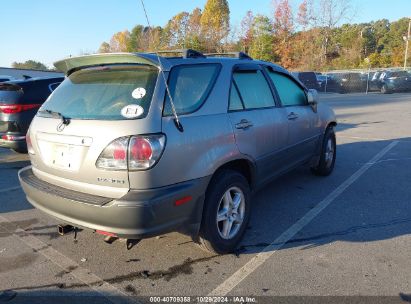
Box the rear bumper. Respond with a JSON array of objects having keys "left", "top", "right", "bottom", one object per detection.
[{"left": 18, "top": 166, "right": 210, "bottom": 239}]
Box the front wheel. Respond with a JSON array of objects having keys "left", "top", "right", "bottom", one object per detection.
[
  {"left": 311, "top": 127, "right": 336, "bottom": 176},
  {"left": 198, "top": 170, "right": 251, "bottom": 254}
]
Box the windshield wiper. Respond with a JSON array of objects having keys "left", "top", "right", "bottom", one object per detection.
[{"left": 38, "top": 109, "right": 71, "bottom": 125}]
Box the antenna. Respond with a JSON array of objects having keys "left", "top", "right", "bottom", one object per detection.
[{"left": 139, "top": 0, "right": 183, "bottom": 132}]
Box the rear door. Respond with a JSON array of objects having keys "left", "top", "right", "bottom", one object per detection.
[
  {"left": 265, "top": 68, "right": 321, "bottom": 166},
  {"left": 228, "top": 64, "right": 288, "bottom": 183}
]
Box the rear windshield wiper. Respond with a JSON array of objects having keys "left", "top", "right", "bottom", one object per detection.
[{"left": 38, "top": 109, "right": 71, "bottom": 125}]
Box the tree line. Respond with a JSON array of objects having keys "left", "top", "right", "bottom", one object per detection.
[{"left": 99, "top": 0, "right": 410, "bottom": 71}]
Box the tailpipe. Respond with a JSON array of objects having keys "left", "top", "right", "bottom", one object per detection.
[{"left": 58, "top": 225, "right": 74, "bottom": 235}]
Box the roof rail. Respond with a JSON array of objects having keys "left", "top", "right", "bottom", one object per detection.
[
  {"left": 204, "top": 52, "right": 253, "bottom": 60},
  {"left": 149, "top": 49, "right": 205, "bottom": 59}
]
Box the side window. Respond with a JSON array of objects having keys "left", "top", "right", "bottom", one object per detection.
[
  {"left": 164, "top": 64, "right": 221, "bottom": 115},
  {"left": 229, "top": 82, "right": 244, "bottom": 111},
  {"left": 267, "top": 70, "right": 307, "bottom": 106},
  {"left": 232, "top": 70, "right": 275, "bottom": 109}
]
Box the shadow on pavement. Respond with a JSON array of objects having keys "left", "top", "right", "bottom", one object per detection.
[{"left": 238, "top": 137, "right": 411, "bottom": 255}]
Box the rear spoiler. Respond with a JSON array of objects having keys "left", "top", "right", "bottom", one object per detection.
[{"left": 54, "top": 53, "right": 171, "bottom": 75}]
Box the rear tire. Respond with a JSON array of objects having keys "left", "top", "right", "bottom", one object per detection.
[
  {"left": 198, "top": 170, "right": 251, "bottom": 254},
  {"left": 311, "top": 127, "right": 336, "bottom": 176},
  {"left": 381, "top": 85, "right": 391, "bottom": 94}
]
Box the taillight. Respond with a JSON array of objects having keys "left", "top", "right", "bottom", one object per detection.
[
  {"left": 0, "top": 104, "right": 41, "bottom": 114},
  {"left": 1, "top": 135, "right": 26, "bottom": 141},
  {"left": 95, "top": 137, "right": 129, "bottom": 170},
  {"left": 26, "top": 130, "right": 35, "bottom": 154},
  {"left": 128, "top": 135, "right": 165, "bottom": 170},
  {"left": 96, "top": 134, "right": 166, "bottom": 171}
]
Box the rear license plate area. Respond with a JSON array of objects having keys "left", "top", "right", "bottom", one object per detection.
[{"left": 52, "top": 144, "right": 76, "bottom": 170}]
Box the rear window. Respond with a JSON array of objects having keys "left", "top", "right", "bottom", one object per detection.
[
  {"left": 38, "top": 65, "right": 158, "bottom": 120},
  {"left": 0, "top": 83, "right": 23, "bottom": 104},
  {"left": 163, "top": 64, "right": 221, "bottom": 116},
  {"left": 298, "top": 72, "right": 317, "bottom": 82}
]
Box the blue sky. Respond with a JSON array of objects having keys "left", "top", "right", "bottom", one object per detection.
[{"left": 1, "top": 0, "right": 409, "bottom": 68}]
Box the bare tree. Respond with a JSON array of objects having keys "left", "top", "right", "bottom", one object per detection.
[{"left": 315, "top": 0, "right": 352, "bottom": 63}]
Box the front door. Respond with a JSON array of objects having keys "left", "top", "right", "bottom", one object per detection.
[
  {"left": 227, "top": 65, "right": 288, "bottom": 183},
  {"left": 265, "top": 68, "right": 321, "bottom": 165}
]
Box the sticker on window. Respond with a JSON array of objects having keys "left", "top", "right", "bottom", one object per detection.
[
  {"left": 121, "top": 104, "right": 144, "bottom": 119},
  {"left": 131, "top": 87, "right": 146, "bottom": 99}
]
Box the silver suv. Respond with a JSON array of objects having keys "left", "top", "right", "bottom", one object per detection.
[{"left": 18, "top": 50, "right": 337, "bottom": 254}]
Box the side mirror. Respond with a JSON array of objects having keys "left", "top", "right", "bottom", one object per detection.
[{"left": 307, "top": 89, "right": 318, "bottom": 112}]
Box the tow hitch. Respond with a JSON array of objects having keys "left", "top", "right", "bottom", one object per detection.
[
  {"left": 58, "top": 225, "right": 74, "bottom": 235},
  {"left": 58, "top": 225, "right": 80, "bottom": 242}
]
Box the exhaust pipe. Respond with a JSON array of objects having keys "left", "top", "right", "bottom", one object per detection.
[{"left": 58, "top": 225, "right": 74, "bottom": 235}]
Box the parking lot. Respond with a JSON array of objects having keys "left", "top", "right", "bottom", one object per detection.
[{"left": 1, "top": 92, "right": 411, "bottom": 303}]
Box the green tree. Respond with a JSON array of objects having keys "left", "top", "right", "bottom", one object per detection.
[
  {"left": 127, "top": 25, "right": 145, "bottom": 52},
  {"left": 164, "top": 12, "right": 190, "bottom": 49},
  {"left": 249, "top": 15, "right": 275, "bottom": 62},
  {"left": 200, "top": 0, "right": 230, "bottom": 52},
  {"left": 187, "top": 8, "right": 203, "bottom": 50},
  {"left": 12, "top": 60, "right": 49, "bottom": 70}
]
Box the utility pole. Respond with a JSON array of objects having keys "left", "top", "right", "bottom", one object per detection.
[{"left": 404, "top": 17, "right": 411, "bottom": 70}]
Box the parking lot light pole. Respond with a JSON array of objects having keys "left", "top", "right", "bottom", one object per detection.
[{"left": 404, "top": 18, "right": 411, "bottom": 70}]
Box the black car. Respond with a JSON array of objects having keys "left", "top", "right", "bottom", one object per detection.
[
  {"left": 331, "top": 73, "right": 366, "bottom": 93},
  {"left": 378, "top": 70, "right": 411, "bottom": 94},
  {"left": 317, "top": 74, "right": 340, "bottom": 92},
  {"left": 0, "top": 76, "right": 64, "bottom": 153},
  {"left": 367, "top": 71, "right": 383, "bottom": 92},
  {"left": 292, "top": 71, "right": 320, "bottom": 90}
]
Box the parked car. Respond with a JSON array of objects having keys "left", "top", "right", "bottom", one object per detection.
[
  {"left": 0, "top": 77, "right": 64, "bottom": 153},
  {"left": 292, "top": 71, "right": 320, "bottom": 90},
  {"left": 18, "top": 50, "right": 336, "bottom": 254},
  {"left": 367, "top": 71, "right": 383, "bottom": 92},
  {"left": 317, "top": 74, "right": 339, "bottom": 92},
  {"left": 332, "top": 72, "right": 366, "bottom": 93},
  {"left": 378, "top": 70, "right": 411, "bottom": 94}
]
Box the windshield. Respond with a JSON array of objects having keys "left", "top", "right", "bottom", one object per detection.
[{"left": 37, "top": 64, "right": 158, "bottom": 120}]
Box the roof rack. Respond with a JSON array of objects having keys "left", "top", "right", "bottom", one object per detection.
[
  {"left": 148, "top": 49, "right": 206, "bottom": 59},
  {"left": 204, "top": 52, "right": 253, "bottom": 60}
]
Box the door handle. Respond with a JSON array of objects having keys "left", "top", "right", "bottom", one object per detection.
[
  {"left": 235, "top": 119, "right": 253, "bottom": 129},
  {"left": 287, "top": 112, "right": 299, "bottom": 120}
]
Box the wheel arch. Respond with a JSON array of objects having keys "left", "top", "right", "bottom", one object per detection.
[
  {"left": 209, "top": 158, "right": 256, "bottom": 191},
  {"left": 327, "top": 121, "right": 337, "bottom": 130}
]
